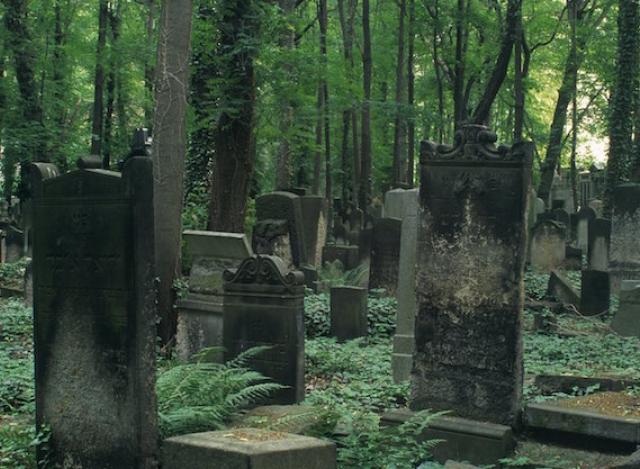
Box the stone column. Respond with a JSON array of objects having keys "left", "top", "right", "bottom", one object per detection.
[{"left": 411, "top": 125, "right": 532, "bottom": 426}]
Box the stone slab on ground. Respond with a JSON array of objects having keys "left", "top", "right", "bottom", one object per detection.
[
  {"left": 534, "top": 375, "right": 640, "bottom": 396},
  {"left": 162, "top": 428, "right": 336, "bottom": 469},
  {"left": 381, "top": 408, "right": 515, "bottom": 466},
  {"left": 231, "top": 405, "right": 336, "bottom": 436},
  {"left": 515, "top": 440, "right": 628, "bottom": 469},
  {"left": 525, "top": 402, "right": 640, "bottom": 444}
]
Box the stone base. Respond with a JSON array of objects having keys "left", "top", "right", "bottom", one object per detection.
[
  {"left": 525, "top": 402, "right": 640, "bottom": 444},
  {"left": 162, "top": 428, "right": 336, "bottom": 469},
  {"left": 391, "top": 333, "right": 414, "bottom": 383},
  {"left": 175, "top": 294, "right": 224, "bottom": 363},
  {"left": 610, "top": 268, "right": 640, "bottom": 294},
  {"left": 381, "top": 409, "right": 515, "bottom": 466}
]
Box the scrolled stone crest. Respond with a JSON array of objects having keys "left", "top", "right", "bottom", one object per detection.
[
  {"left": 223, "top": 255, "right": 305, "bottom": 289},
  {"left": 420, "top": 124, "right": 522, "bottom": 162}
]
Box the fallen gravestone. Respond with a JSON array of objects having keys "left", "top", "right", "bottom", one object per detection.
[
  {"left": 611, "top": 280, "right": 640, "bottom": 337},
  {"left": 223, "top": 255, "right": 305, "bottom": 404},
  {"left": 330, "top": 286, "right": 368, "bottom": 341},
  {"left": 32, "top": 158, "right": 157, "bottom": 467},
  {"left": 547, "top": 270, "right": 580, "bottom": 308},
  {"left": 411, "top": 125, "right": 532, "bottom": 428},
  {"left": 175, "top": 230, "right": 253, "bottom": 362}
]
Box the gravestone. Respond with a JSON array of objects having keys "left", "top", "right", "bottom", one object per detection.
[
  {"left": 24, "top": 259, "right": 33, "bottom": 307},
  {"left": 223, "top": 255, "right": 305, "bottom": 404},
  {"left": 32, "top": 158, "right": 157, "bottom": 467},
  {"left": 552, "top": 208, "right": 570, "bottom": 240},
  {"left": 176, "top": 231, "right": 253, "bottom": 362},
  {"left": 611, "top": 280, "right": 640, "bottom": 337},
  {"left": 384, "top": 188, "right": 417, "bottom": 219},
  {"left": 411, "top": 125, "right": 532, "bottom": 426},
  {"left": 588, "top": 218, "right": 611, "bottom": 271},
  {"left": 1, "top": 225, "right": 24, "bottom": 262},
  {"left": 253, "top": 191, "right": 308, "bottom": 269},
  {"left": 581, "top": 270, "right": 610, "bottom": 316},
  {"left": 564, "top": 245, "right": 582, "bottom": 270},
  {"left": 589, "top": 199, "right": 604, "bottom": 217},
  {"left": 322, "top": 244, "right": 359, "bottom": 270},
  {"left": 576, "top": 207, "right": 596, "bottom": 252},
  {"left": 299, "top": 196, "right": 327, "bottom": 268},
  {"left": 330, "top": 286, "right": 368, "bottom": 341},
  {"left": 369, "top": 218, "right": 402, "bottom": 295},
  {"left": 21, "top": 163, "right": 61, "bottom": 256},
  {"left": 391, "top": 189, "right": 420, "bottom": 383},
  {"left": 609, "top": 183, "right": 640, "bottom": 291},
  {"left": 529, "top": 220, "right": 566, "bottom": 272}
]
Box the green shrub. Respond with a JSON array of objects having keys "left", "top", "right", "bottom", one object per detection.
[
  {"left": 157, "top": 347, "right": 283, "bottom": 438},
  {"left": 304, "top": 293, "right": 330, "bottom": 337}
]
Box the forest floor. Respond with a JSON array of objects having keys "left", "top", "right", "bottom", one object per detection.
[{"left": 1, "top": 269, "right": 640, "bottom": 468}]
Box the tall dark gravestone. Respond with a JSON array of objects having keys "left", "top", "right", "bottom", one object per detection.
[
  {"left": 32, "top": 158, "right": 157, "bottom": 467},
  {"left": 223, "top": 255, "right": 305, "bottom": 404},
  {"left": 411, "top": 125, "right": 532, "bottom": 426},
  {"left": 369, "top": 217, "right": 402, "bottom": 295}
]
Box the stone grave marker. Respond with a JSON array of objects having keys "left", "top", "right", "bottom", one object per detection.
[
  {"left": 529, "top": 220, "right": 566, "bottom": 272},
  {"left": 391, "top": 189, "right": 420, "bottom": 383},
  {"left": 223, "top": 255, "right": 305, "bottom": 404},
  {"left": 369, "top": 217, "right": 402, "bottom": 295},
  {"left": 299, "top": 195, "right": 327, "bottom": 268},
  {"left": 588, "top": 218, "right": 611, "bottom": 271},
  {"left": 330, "top": 286, "right": 368, "bottom": 341},
  {"left": 576, "top": 207, "right": 596, "bottom": 252},
  {"left": 253, "top": 191, "right": 308, "bottom": 270},
  {"left": 580, "top": 270, "right": 610, "bottom": 316},
  {"left": 589, "top": 199, "right": 604, "bottom": 217},
  {"left": 32, "top": 157, "right": 157, "bottom": 467},
  {"left": 24, "top": 259, "right": 33, "bottom": 307},
  {"left": 610, "top": 183, "right": 640, "bottom": 291},
  {"left": 411, "top": 125, "right": 532, "bottom": 426},
  {"left": 176, "top": 230, "right": 253, "bottom": 362},
  {"left": 611, "top": 280, "right": 640, "bottom": 337}
]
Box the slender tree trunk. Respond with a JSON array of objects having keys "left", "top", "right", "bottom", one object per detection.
[
  {"left": 312, "top": 85, "right": 323, "bottom": 195},
  {"left": 90, "top": 0, "right": 108, "bottom": 157},
  {"left": 319, "top": 0, "right": 332, "bottom": 221},
  {"left": 453, "top": 0, "right": 468, "bottom": 127},
  {"left": 428, "top": 0, "right": 445, "bottom": 142},
  {"left": 570, "top": 0, "right": 579, "bottom": 210},
  {"left": 605, "top": 0, "right": 640, "bottom": 215},
  {"left": 208, "top": 0, "right": 260, "bottom": 233},
  {"left": 104, "top": 1, "right": 121, "bottom": 169},
  {"left": 472, "top": 0, "right": 521, "bottom": 125},
  {"left": 359, "top": 0, "right": 372, "bottom": 217},
  {"left": 513, "top": 4, "right": 524, "bottom": 142},
  {"left": 153, "top": 0, "right": 193, "bottom": 347},
  {"left": 406, "top": 0, "right": 415, "bottom": 186},
  {"left": 51, "top": 0, "right": 68, "bottom": 170},
  {"left": 144, "top": 0, "right": 156, "bottom": 129},
  {"left": 392, "top": 0, "right": 406, "bottom": 187}
]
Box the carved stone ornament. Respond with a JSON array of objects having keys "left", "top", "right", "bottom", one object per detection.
[
  {"left": 420, "top": 124, "right": 526, "bottom": 162},
  {"left": 223, "top": 255, "right": 305, "bottom": 289}
]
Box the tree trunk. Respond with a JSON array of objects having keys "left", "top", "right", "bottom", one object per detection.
[
  {"left": 152, "top": 0, "right": 193, "bottom": 347},
  {"left": 312, "top": 85, "right": 323, "bottom": 195},
  {"left": 144, "top": 0, "right": 156, "bottom": 129},
  {"left": 51, "top": 0, "right": 68, "bottom": 170},
  {"left": 91, "top": 0, "right": 108, "bottom": 157},
  {"left": 208, "top": 0, "right": 260, "bottom": 233},
  {"left": 104, "top": 1, "right": 122, "bottom": 170},
  {"left": 319, "top": 0, "right": 332, "bottom": 221},
  {"left": 513, "top": 5, "right": 524, "bottom": 142},
  {"left": 392, "top": 0, "right": 406, "bottom": 187},
  {"left": 605, "top": 0, "right": 640, "bottom": 214},
  {"left": 406, "top": 0, "right": 415, "bottom": 186},
  {"left": 359, "top": 0, "right": 372, "bottom": 217},
  {"left": 453, "top": 0, "right": 469, "bottom": 127},
  {"left": 472, "top": 0, "right": 521, "bottom": 125}
]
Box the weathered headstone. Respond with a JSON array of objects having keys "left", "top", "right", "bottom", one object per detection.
[
  {"left": 588, "top": 218, "right": 611, "bottom": 271},
  {"left": 253, "top": 191, "right": 308, "bottom": 269},
  {"left": 589, "top": 199, "right": 604, "bottom": 217},
  {"left": 299, "top": 196, "right": 327, "bottom": 268},
  {"left": 33, "top": 158, "right": 157, "bottom": 467},
  {"left": 391, "top": 189, "right": 420, "bottom": 383},
  {"left": 547, "top": 270, "right": 580, "bottom": 308},
  {"left": 1, "top": 225, "right": 24, "bottom": 262},
  {"left": 24, "top": 259, "right": 33, "bottom": 307},
  {"left": 609, "top": 183, "right": 640, "bottom": 291},
  {"left": 21, "top": 163, "right": 61, "bottom": 256},
  {"left": 369, "top": 217, "right": 402, "bottom": 295},
  {"left": 576, "top": 207, "right": 596, "bottom": 252},
  {"left": 176, "top": 231, "right": 253, "bottom": 362},
  {"left": 580, "top": 270, "right": 610, "bottom": 316},
  {"left": 611, "top": 280, "right": 640, "bottom": 337},
  {"left": 411, "top": 125, "right": 532, "bottom": 425},
  {"left": 330, "top": 286, "right": 368, "bottom": 341},
  {"left": 322, "top": 244, "right": 359, "bottom": 270},
  {"left": 529, "top": 220, "right": 566, "bottom": 272},
  {"left": 564, "top": 245, "right": 582, "bottom": 270},
  {"left": 223, "top": 255, "right": 305, "bottom": 404}
]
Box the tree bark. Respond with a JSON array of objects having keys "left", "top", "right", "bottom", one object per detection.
[
  {"left": 453, "top": 0, "right": 469, "bottom": 127},
  {"left": 319, "top": 0, "right": 332, "bottom": 221},
  {"left": 208, "top": 0, "right": 260, "bottom": 233},
  {"left": 144, "top": 0, "right": 156, "bottom": 129},
  {"left": 90, "top": 0, "right": 108, "bottom": 157},
  {"left": 51, "top": 0, "right": 68, "bottom": 170},
  {"left": 359, "top": 0, "right": 372, "bottom": 217},
  {"left": 605, "top": 0, "right": 640, "bottom": 214},
  {"left": 392, "top": 0, "right": 406, "bottom": 187},
  {"left": 152, "top": 0, "right": 193, "bottom": 347},
  {"left": 406, "top": 0, "right": 415, "bottom": 186},
  {"left": 104, "top": 0, "right": 122, "bottom": 170},
  {"left": 513, "top": 4, "right": 524, "bottom": 142}
]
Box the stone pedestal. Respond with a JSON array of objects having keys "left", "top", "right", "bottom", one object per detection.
[
  {"left": 330, "top": 286, "right": 368, "bottom": 341},
  {"left": 411, "top": 125, "right": 531, "bottom": 426},
  {"left": 223, "top": 255, "right": 305, "bottom": 404}
]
